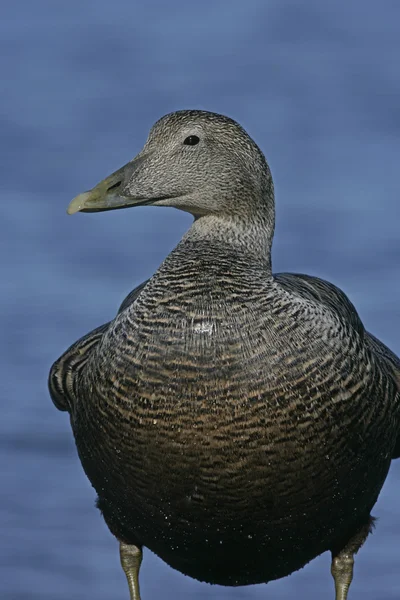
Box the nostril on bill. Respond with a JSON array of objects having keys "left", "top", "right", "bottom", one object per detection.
[{"left": 107, "top": 181, "right": 122, "bottom": 192}]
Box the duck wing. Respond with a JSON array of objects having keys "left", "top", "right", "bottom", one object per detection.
[
  {"left": 48, "top": 280, "right": 148, "bottom": 413},
  {"left": 275, "top": 272, "right": 400, "bottom": 459}
]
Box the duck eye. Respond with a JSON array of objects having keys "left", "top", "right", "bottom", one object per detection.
[{"left": 183, "top": 135, "right": 200, "bottom": 146}]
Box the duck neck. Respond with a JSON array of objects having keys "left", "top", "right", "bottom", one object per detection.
[{"left": 180, "top": 211, "right": 274, "bottom": 274}]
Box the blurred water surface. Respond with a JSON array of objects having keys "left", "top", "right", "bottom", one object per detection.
[{"left": 1, "top": 1, "right": 400, "bottom": 599}]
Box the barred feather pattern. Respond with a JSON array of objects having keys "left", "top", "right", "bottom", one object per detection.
[{"left": 49, "top": 238, "right": 400, "bottom": 585}]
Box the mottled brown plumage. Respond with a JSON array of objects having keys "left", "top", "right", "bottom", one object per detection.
[{"left": 49, "top": 111, "right": 400, "bottom": 599}]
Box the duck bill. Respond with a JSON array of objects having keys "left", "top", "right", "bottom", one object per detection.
[{"left": 67, "top": 159, "right": 151, "bottom": 215}]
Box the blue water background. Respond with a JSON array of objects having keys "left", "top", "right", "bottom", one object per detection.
[{"left": 1, "top": 1, "right": 400, "bottom": 598}]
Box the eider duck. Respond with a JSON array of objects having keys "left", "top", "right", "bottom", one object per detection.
[{"left": 49, "top": 110, "right": 400, "bottom": 600}]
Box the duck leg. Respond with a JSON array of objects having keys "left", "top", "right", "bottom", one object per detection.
[
  {"left": 120, "top": 541, "right": 143, "bottom": 600},
  {"left": 331, "top": 517, "right": 375, "bottom": 600}
]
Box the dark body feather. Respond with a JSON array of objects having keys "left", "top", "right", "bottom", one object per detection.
[{"left": 49, "top": 237, "right": 400, "bottom": 586}]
